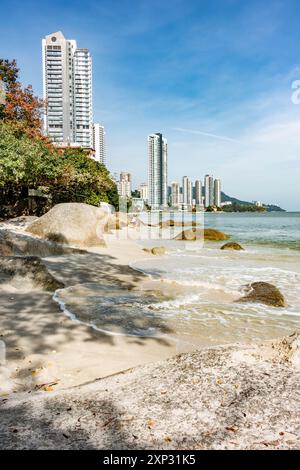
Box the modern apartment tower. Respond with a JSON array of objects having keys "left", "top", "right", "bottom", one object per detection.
[
  {"left": 204, "top": 174, "right": 214, "bottom": 207},
  {"left": 214, "top": 178, "right": 221, "bottom": 207},
  {"left": 195, "top": 180, "right": 203, "bottom": 206},
  {"left": 171, "top": 181, "right": 180, "bottom": 208},
  {"left": 182, "top": 176, "right": 193, "bottom": 208},
  {"left": 42, "top": 31, "right": 93, "bottom": 148},
  {"left": 117, "top": 172, "right": 132, "bottom": 198},
  {"left": 148, "top": 133, "right": 168, "bottom": 209},
  {"left": 93, "top": 124, "right": 106, "bottom": 164}
]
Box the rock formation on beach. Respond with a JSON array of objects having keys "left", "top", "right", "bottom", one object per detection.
[
  {"left": 0, "top": 333, "right": 299, "bottom": 450},
  {"left": 0, "top": 229, "right": 83, "bottom": 257},
  {"left": 175, "top": 228, "right": 229, "bottom": 241},
  {"left": 143, "top": 246, "right": 166, "bottom": 255},
  {"left": 237, "top": 282, "right": 287, "bottom": 308},
  {"left": 26, "top": 203, "right": 108, "bottom": 248},
  {"left": 221, "top": 242, "right": 244, "bottom": 251},
  {"left": 0, "top": 256, "right": 64, "bottom": 291}
]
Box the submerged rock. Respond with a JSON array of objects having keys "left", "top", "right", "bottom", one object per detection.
[
  {"left": 175, "top": 228, "right": 229, "bottom": 241},
  {"left": 159, "top": 219, "right": 200, "bottom": 228},
  {"left": 143, "top": 246, "right": 166, "bottom": 255},
  {"left": 237, "top": 281, "right": 287, "bottom": 308},
  {"left": 0, "top": 256, "right": 64, "bottom": 291},
  {"left": 221, "top": 242, "right": 244, "bottom": 251},
  {"left": 26, "top": 203, "right": 108, "bottom": 248}
]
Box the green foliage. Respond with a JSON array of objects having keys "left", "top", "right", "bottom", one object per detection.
[
  {"left": 221, "top": 203, "right": 267, "bottom": 213},
  {"left": 0, "top": 121, "right": 118, "bottom": 217}
]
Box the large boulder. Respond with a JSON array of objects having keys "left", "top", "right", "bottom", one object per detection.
[
  {"left": 0, "top": 229, "right": 83, "bottom": 257},
  {"left": 175, "top": 228, "right": 229, "bottom": 241},
  {"left": 221, "top": 242, "right": 244, "bottom": 251},
  {"left": 26, "top": 203, "right": 108, "bottom": 248},
  {"left": 237, "top": 282, "right": 287, "bottom": 308},
  {"left": 0, "top": 256, "right": 64, "bottom": 291}
]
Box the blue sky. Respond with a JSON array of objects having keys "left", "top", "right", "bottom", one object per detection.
[{"left": 1, "top": 0, "right": 300, "bottom": 209}]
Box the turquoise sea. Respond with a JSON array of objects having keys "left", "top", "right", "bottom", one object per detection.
[{"left": 57, "top": 212, "right": 300, "bottom": 350}]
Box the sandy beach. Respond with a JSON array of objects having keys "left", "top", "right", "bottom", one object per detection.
[
  {"left": 0, "top": 213, "right": 299, "bottom": 450},
  {"left": 0, "top": 231, "right": 179, "bottom": 395}
]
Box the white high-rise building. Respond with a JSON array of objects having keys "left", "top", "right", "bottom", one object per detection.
[
  {"left": 138, "top": 183, "right": 148, "bottom": 202},
  {"left": 195, "top": 180, "right": 203, "bottom": 206},
  {"left": 93, "top": 124, "right": 106, "bottom": 164},
  {"left": 204, "top": 174, "right": 214, "bottom": 207},
  {"left": 148, "top": 133, "right": 168, "bottom": 209},
  {"left": 42, "top": 31, "right": 93, "bottom": 148},
  {"left": 182, "top": 176, "right": 189, "bottom": 207},
  {"left": 214, "top": 178, "right": 221, "bottom": 207},
  {"left": 182, "top": 176, "right": 192, "bottom": 208},
  {"left": 171, "top": 181, "right": 180, "bottom": 208},
  {"left": 117, "top": 172, "right": 132, "bottom": 198}
]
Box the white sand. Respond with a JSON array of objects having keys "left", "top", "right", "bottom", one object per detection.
[{"left": 0, "top": 235, "right": 178, "bottom": 395}]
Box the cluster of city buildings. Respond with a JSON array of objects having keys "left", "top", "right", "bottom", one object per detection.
[
  {"left": 42, "top": 32, "right": 222, "bottom": 211},
  {"left": 42, "top": 31, "right": 106, "bottom": 164},
  {"left": 117, "top": 132, "right": 222, "bottom": 211}
]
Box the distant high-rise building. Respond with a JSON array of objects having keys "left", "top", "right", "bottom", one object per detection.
[
  {"left": 139, "top": 183, "right": 148, "bottom": 202},
  {"left": 204, "top": 174, "right": 214, "bottom": 207},
  {"left": 195, "top": 180, "right": 203, "bottom": 206},
  {"left": 42, "top": 31, "right": 93, "bottom": 148},
  {"left": 182, "top": 176, "right": 189, "bottom": 207},
  {"left": 188, "top": 180, "right": 193, "bottom": 207},
  {"left": 214, "top": 178, "right": 221, "bottom": 207},
  {"left": 93, "top": 124, "right": 106, "bottom": 164},
  {"left": 148, "top": 133, "right": 168, "bottom": 209},
  {"left": 171, "top": 181, "right": 180, "bottom": 208},
  {"left": 182, "top": 176, "right": 193, "bottom": 208},
  {"left": 117, "top": 172, "right": 132, "bottom": 198}
]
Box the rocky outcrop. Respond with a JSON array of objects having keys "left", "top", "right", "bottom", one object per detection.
[
  {"left": 237, "top": 282, "right": 287, "bottom": 307},
  {"left": 221, "top": 242, "right": 244, "bottom": 251},
  {"left": 0, "top": 229, "right": 83, "bottom": 257},
  {"left": 0, "top": 333, "right": 299, "bottom": 449},
  {"left": 26, "top": 203, "right": 108, "bottom": 248},
  {"left": 143, "top": 246, "right": 166, "bottom": 255},
  {"left": 104, "top": 212, "right": 130, "bottom": 232},
  {"left": 175, "top": 228, "right": 229, "bottom": 241},
  {"left": 0, "top": 256, "right": 64, "bottom": 291},
  {"left": 5, "top": 216, "right": 39, "bottom": 229},
  {"left": 159, "top": 219, "right": 200, "bottom": 228}
]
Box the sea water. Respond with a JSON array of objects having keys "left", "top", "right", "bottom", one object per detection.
[{"left": 55, "top": 212, "right": 300, "bottom": 349}]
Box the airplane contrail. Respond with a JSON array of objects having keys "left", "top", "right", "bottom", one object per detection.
[{"left": 173, "top": 127, "right": 242, "bottom": 144}]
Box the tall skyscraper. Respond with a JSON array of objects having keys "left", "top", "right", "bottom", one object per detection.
[
  {"left": 214, "top": 178, "right": 221, "bottom": 207},
  {"left": 93, "top": 124, "right": 106, "bottom": 164},
  {"left": 195, "top": 180, "right": 203, "bottom": 206},
  {"left": 42, "top": 31, "right": 93, "bottom": 148},
  {"left": 117, "top": 172, "right": 132, "bottom": 198},
  {"left": 148, "top": 133, "right": 168, "bottom": 209},
  {"left": 204, "top": 174, "right": 214, "bottom": 207},
  {"left": 171, "top": 181, "right": 180, "bottom": 208}
]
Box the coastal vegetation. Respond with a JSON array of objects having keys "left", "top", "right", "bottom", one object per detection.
[{"left": 0, "top": 59, "right": 118, "bottom": 219}]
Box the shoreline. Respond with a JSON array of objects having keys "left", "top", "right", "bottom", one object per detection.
[
  {"left": 0, "top": 231, "right": 182, "bottom": 395},
  {"left": 0, "top": 217, "right": 299, "bottom": 449}
]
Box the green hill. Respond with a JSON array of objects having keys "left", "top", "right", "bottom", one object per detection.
[{"left": 221, "top": 192, "right": 285, "bottom": 212}]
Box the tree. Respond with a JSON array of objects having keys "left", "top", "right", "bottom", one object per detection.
[{"left": 0, "top": 59, "right": 46, "bottom": 140}]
